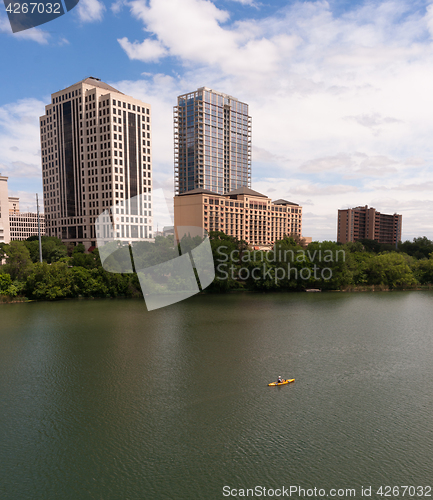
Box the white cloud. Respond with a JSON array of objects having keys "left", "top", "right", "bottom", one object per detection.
[
  {"left": 120, "top": 0, "right": 299, "bottom": 75},
  {"left": 300, "top": 153, "right": 403, "bottom": 178},
  {"left": 118, "top": 37, "right": 168, "bottom": 62},
  {"left": 111, "top": 0, "right": 127, "bottom": 14},
  {"left": 5, "top": 0, "right": 433, "bottom": 241},
  {"left": 0, "top": 98, "right": 45, "bottom": 180},
  {"left": 114, "top": 0, "right": 433, "bottom": 240},
  {"left": 227, "top": 0, "right": 259, "bottom": 6},
  {"left": 76, "top": 0, "right": 105, "bottom": 22},
  {"left": 344, "top": 113, "right": 402, "bottom": 135},
  {"left": 0, "top": 14, "right": 50, "bottom": 44},
  {"left": 6, "top": 190, "right": 42, "bottom": 213},
  {"left": 255, "top": 178, "right": 359, "bottom": 197}
]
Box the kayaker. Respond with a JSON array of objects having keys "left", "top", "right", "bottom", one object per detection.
[{"left": 277, "top": 376, "right": 282, "bottom": 383}]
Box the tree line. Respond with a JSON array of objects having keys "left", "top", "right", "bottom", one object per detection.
[
  {"left": 0, "top": 234, "right": 432, "bottom": 301},
  {"left": 207, "top": 233, "right": 433, "bottom": 292},
  {"left": 0, "top": 237, "right": 142, "bottom": 300}
]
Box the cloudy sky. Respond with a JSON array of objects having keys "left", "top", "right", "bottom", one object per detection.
[{"left": 1, "top": 0, "right": 433, "bottom": 241}]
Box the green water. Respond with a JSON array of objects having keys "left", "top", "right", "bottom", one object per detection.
[{"left": 1, "top": 292, "right": 433, "bottom": 499}]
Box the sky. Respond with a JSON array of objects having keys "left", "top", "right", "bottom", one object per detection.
[{"left": 1, "top": 0, "right": 433, "bottom": 241}]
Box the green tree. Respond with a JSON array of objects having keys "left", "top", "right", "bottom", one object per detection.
[
  {"left": 24, "top": 236, "right": 68, "bottom": 263},
  {"left": 70, "top": 249, "right": 100, "bottom": 269},
  {"left": 3, "top": 241, "right": 34, "bottom": 280},
  {"left": 25, "top": 262, "right": 73, "bottom": 300},
  {"left": 0, "top": 273, "right": 13, "bottom": 292},
  {"left": 358, "top": 238, "right": 396, "bottom": 254},
  {"left": 208, "top": 231, "right": 247, "bottom": 291},
  {"left": 365, "top": 253, "right": 417, "bottom": 288},
  {"left": 399, "top": 237, "right": 433, "bottom": 260},
  {"left": 71, "top": 267, "right": 109, "bottom": 297},
  {"left": 73, "top": 243, "right": 86, "bottom": 254},
  {"left": 412, "top": 253, "right": 433, "bottom": 284}
]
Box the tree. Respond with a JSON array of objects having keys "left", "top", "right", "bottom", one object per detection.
[
  {"left": 25, "top": 262, "right": 73, "bottom": 300},
  {"left": 399, "top": 237, "right": 433, "bottom": 260},
  {"left": 358, "top": 238, "right": 396, "bottom": 254},
  {"left": 24, "top": 236, "right": 68, "bottom": 263},
  {"left": 70, "top": 249, "right": 100, "bottom": 269},
  {"left": 73, "top": 243, "right": 86, "bottom": 254},
  {"left": 365, "top": 253, "right": 417, "bottom": 288},
  {"left": 412, "top": 253, "right": 433, "bottom": 284},
  {"left": 43, "top": 239, "right": 68, "bottom": 262},
  {"left": 287, "top": 232, "right": 308, "bottom": 248},
  {"left": 208, "top": 231, "right": 248, "bottom": 291},
  {"left": 303, "top": 240, "right": 353, "bottom": 290},
  {"left": 71, "top": 267, "right": 108, "bottom": 297},
  {"left": 3, "top": 241, "right": 33, "bottom": 280}
]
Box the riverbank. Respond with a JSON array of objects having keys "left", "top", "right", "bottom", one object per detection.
[
  {"left": 2, "top": 284, "right": 433, "bottom": 306},
  {"left": 1, "top": 235, "right": 433, "bottom": 300}
]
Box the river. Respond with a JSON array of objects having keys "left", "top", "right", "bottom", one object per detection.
[{"left": 1, "top": 292, "right": 432, "bottom": 499}]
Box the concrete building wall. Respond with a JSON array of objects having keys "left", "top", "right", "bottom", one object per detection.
[
  {"left": 8, "top": 197, "right": 19, "bottom": 214},
  {"left": 174, "top": 193, "right": 205, "bottom": 230},
  {"left": 9, "top": 212, "right": 46, "bottom": 241},
  {"left": 0, "top": 176, "right": 11, "bottom": 244}
]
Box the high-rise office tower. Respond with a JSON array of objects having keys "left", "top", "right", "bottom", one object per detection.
[
  {"left": 40, "top": 77, "right": 153, "bottom": 249},
  {"left": 174, "top": 87, "right": 251, "bottom": 196}
]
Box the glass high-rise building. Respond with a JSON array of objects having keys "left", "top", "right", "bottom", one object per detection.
[
  {"left": 40, "top": 77, "right": 153, "bottom": 249},
  {"left": 174, "top": 87, "right": 251, "bottom": 195}
]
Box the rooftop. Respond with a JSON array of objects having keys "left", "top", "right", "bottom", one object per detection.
[
  {"left": 54, "top": 77, "right": 124, "bottom": 96},
  {"left": 177, "top": 188, "right": 222, "bottom": 197},
  {"left": 225, "top": 187, "right": 268, "bottom": 198},
  {"left": 273, "top": 199, "right": 299, "bottom": 206}
]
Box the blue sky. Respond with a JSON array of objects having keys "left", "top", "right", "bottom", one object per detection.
[{"left": 1, "top": 0, "right": 433, "bottom": 240}]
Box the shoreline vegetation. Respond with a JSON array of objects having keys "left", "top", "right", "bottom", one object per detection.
[{"left": 1, "top": 232, "right": 433, "bottom": 303}]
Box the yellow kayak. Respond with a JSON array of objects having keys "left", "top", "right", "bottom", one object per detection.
[{"left": 268, "top": 378, "right": 295, "bottom": 386}]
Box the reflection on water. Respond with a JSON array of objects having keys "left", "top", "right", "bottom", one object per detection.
[{"left": 1, "top": 292, "right": 433, "bottom": 499}]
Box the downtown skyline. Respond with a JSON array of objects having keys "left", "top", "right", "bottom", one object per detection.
[{"left": 1, "top": 0, "right": 433, "bottom": 241}]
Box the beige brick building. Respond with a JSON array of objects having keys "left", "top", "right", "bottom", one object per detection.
[
  {"left": 174, "top": 187, "right": 302, "bottom": 247},
  {"left": 40, "top": 77, "right": 153, "bottom": 249},
  {"left": 337, "top": 205, "right": 402, "bottom": 245}
]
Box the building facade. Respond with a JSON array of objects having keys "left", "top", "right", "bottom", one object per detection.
[
  {"left": 337, "top": 206, "right": 402, "bottom": 245},
  {"left": 9, "top": 212, "right": 46, "bottom": 241},
  {"left": 0, "top": 176, "right": 10, "bottom": 244},
  {"left": 40, "top": 77, "right": 153, "bottom": 249},
  {"left": 0, "top": 176, "right": 45, "bottom": 243},
  {"left": 174, "top": 187, "right": 302, "bottom": 247},
  {"left": 174, "top": 87, "right": 251, "bottom": 196}
]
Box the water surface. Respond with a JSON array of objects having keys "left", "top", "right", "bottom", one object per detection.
[{"left": 1, "top": 292, "right": 432, "bottom": 499}]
